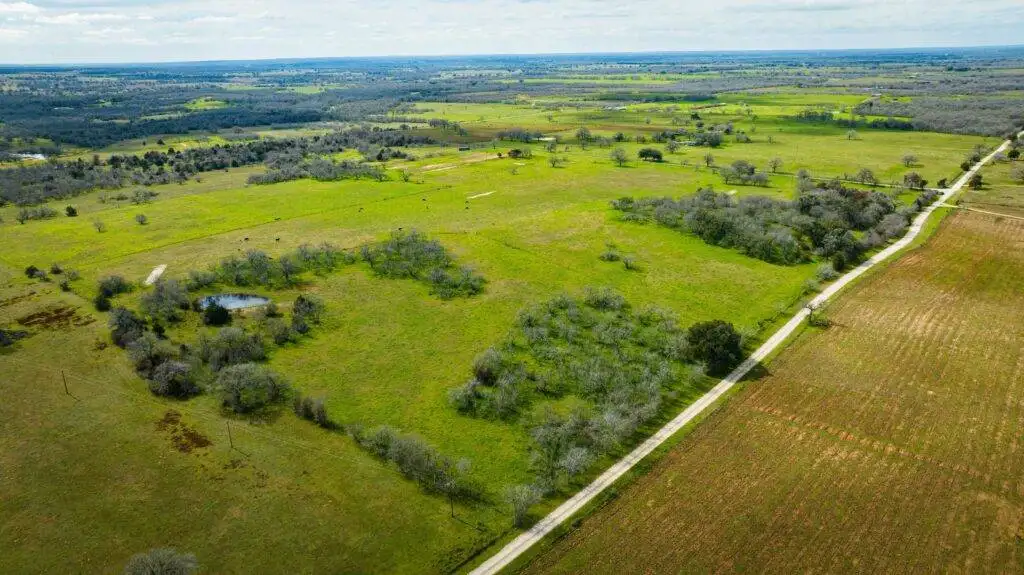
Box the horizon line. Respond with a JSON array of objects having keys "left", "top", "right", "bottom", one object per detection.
[{"left": 3, "top": 43, "right": 1023, "bottom": 68}]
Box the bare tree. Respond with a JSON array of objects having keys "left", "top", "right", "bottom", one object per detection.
[{"left": 610, "top": 148, "right": 629, "bottom": 167}]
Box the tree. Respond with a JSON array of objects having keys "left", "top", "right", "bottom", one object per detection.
[
  {"left": 855, "top": 168, "right": 878, "bottom": 185},
  {"left": 124, "top": 548, "right": 198, "bottom": 575},
  {"left": 703, "top": 152, "right": 714, "bottom": 167},
  {"left": 215, "top": 363, "right": 288, "bottom": 413},
  {"left": 686, "top": 320, "right": 742, "bottom": 376},
  {"left": 93, "top": 219, "right": 106, "bottom": 233},
  {"left": 638, "top": 148, "right": 663, "bottom": 162},
  {"left": 150, "top": 361, "right": 199, "bottom": 398},
  {"left": 969, "top": 174, "right": 984, "bottom": 189},
  {"left": 202, "top": 303, "right": 231, "bottom": 326},
  {"left": 575, "top": 127, "right": 591, "bottom": 149},
  {"left": 901, "top": 153, "right": 918, "bottom": 167},
  {"left": 293, "top": 294, "right": 325, "bottom": 326},
  {"left": 666, "top": 140, "right": 680, "bottom": 154},
  {"left": 140, "top": 279, "right": 190, "bottom": 323},
  {"left": 1011, "top": 164, "right": 1024, "bottom": 184},
  {"left": 109, "top": 307, "right": 146, "bottom": 348},
  {"left": 610, "top": 147, "right": 628, "bottom": 167},
  {"left": 135, "top": 214, "right": 148, "bottom": 225},
  {"left": 506, "top": 484, "right": 542, "bottom": 527},
  {"left": 846, "top": 129, "right": 859, "bottom": 140},
  {"left": 65, "top": 205, "right": 78, "bottom": 217},
  {"left": 548, "top": 156, "right": 564, "bottom": 168},
  {"left": 768, "top": 157, "right": 783, "bottom": 173},
  {"left": 903, "top": 172, "right": 926, "bottom": 190},
  {"left": 1008, "top": 148, "right": 1020, "bottom": 160}
]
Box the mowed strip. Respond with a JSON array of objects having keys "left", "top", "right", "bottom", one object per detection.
[{"left": 523, "top": 210, "right": 1024, "bottom": 573}]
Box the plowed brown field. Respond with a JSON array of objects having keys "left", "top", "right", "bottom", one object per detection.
[{"left": 523, "top": 210, "right": 1024, "bottom": 574}]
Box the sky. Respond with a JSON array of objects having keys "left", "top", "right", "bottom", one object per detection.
[{"left": 0, "top": 0, "right": 1022, "bottom": 64}]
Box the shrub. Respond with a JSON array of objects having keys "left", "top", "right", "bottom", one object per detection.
[
  {"left": 472, "top": 347, "right": 506, "bottom": 386},
  {"left": 65, "top": 205, "right": 77, "bottom": 217},
  {"left": 126, "top": 332, "right": 176, "bottom": 377},
  {"left": 109, "top": 307, "right": 146, "bottom": 348},
  {"left": 816, "top": 263, "right": 839, "bottom": 281},
  {"left": 599, "top": 248, "right": 620, "bottom": 262},
  {"left": 149, "top": 360, "right": 200, "bottom": 398},
  {"left": 264, "top": 318, "right": 295, "bottom": 345},
  {"left": 686, "top": 320, "right": 743, "bottom": 376},
  {"left": 199, "top": 327, "right": 265, "bottom": 371},
  {"left": 293, "top": 393, "right": 333, "bottom": 428},
  {"left": 292, "top": 294, "right": 325, "bottom": 325},
  {"left": 353, "top": 426, "right": 482, "bottom": 500},
  {"left": 622, "top": 256, "right": 638, "bottom": 271},
  {"left": 24, "top": 265, "right": 40, "bottom": 279},
  {"left": 215, "top": 363, "right": 288, "bottom": 413},
  {"left": 584, "top": 287, "right": 627, "bottom": 311},
  {"left": 98, "top": 275, "right": 134, "bottom": 298},
  {"left": 123, "top": 548, "right": 198, "bottom": 575},
  {"left": 49, "top": 263, "right": 63, "bottom": 275},
  {"left": 186, "top": 270, "right": 217, "bottom": 290},
  {"left": 94, "top": 294, "right": 112, "bottom": 312},
  {"left": 59, "top": 279, "right": 72, "bottom": 292},
  {"left": 202, "top": 303, "right": 231, "bottom": 326},
  {"left": 141, "top": 280, "right": 191, "bottom": 323}
]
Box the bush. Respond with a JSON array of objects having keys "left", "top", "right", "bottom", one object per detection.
[
  {"left": 124, "top": 548, "right": 198, "bottom": 575},
  {"left": 202, "top": 302, "right": 231, "bottom": 326},
  {"left": 24, "top": 265, "right": 40, "bottom": 279},
  {"left": 186, "top": 269, "right": 217, "bottom": 290},
  {"left": 126, "top": 332, "right": 176, "bottom": 377},
  {"left": 199, "top": 327, "right": 265, "bottom": 371},
  {"left": 215, "top": 363, "right": 288, "bottom": 413},
  {"left": 353, "top": 425, "right": 482, "bottom": 500},
  {"left": 816, "top": 263, "right": 839, "bottom": 281},
  {"left": 65, "top": 205, "right": 77, "bottom": 217},
  {"left": 149, "top": 360, "right": 200, "bottom": 398},
  {"left": 94, "top": 294, "right": 112, "bottom": 312},
  {"left": 141, "top": 280, "right": 191, "bottom": 323},
  {"left": 583, "top": 287, "right": 627, "bottom": 311},
  {"left": 265, "top": 318, "right": 295, "bottom": 345},
  {"left": 292, "top": 294, "right": 325, "bottom": 325},
  {"left": 361, "top": 230, "right": 485, "bottom": 298},
  {"left": 687, "top": 320, "right": 743, "bottom": 376},
  {"left": 473, "top": 347, "right": 506, "bottom": 386},
  {"left": 98, "top": 275, "right": 134, "bottom": 298},
  {"left": 293, "top": 393, "right": 333, "bottom": 428},
  {"left": 109, "top": 307, "right": 146, "bottom": 348}
]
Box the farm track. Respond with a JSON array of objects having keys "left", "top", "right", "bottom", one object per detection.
[{"left": 470, "top": 132, "right": 1024, "bottom": 575}]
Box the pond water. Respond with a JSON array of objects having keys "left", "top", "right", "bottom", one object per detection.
[{"left": 199, "top": 293, "right": 271, "bottom": 310}]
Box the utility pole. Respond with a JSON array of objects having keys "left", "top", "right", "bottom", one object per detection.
[{"left": 61, "top": 370, "right": 78, "bottom": 401}]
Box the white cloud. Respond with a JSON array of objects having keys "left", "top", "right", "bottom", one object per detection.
[
  {"left": 0, "top": 0, "right": 1022, "bottom": 63},
  {"left": 0, "top": 2, "right": 41, "bottom": 14}
]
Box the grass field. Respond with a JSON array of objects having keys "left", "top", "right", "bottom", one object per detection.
[
  {"left": 521, "top": 208, "right": 1024, "bottom": 573},
  {"left": 0, "top": 89, "right": 1004, "bottom": 573},
  {"left": 962, "top": 160, "right": 1024, "bottom": 216}
]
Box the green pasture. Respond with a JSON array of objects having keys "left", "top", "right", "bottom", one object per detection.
[{"left": 0, "top": 88, "right": 1001, "bottom": 573}]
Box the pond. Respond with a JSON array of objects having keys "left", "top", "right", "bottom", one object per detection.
[{"left": 199, "top": 293, "right": 271, "bottom": 310}]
